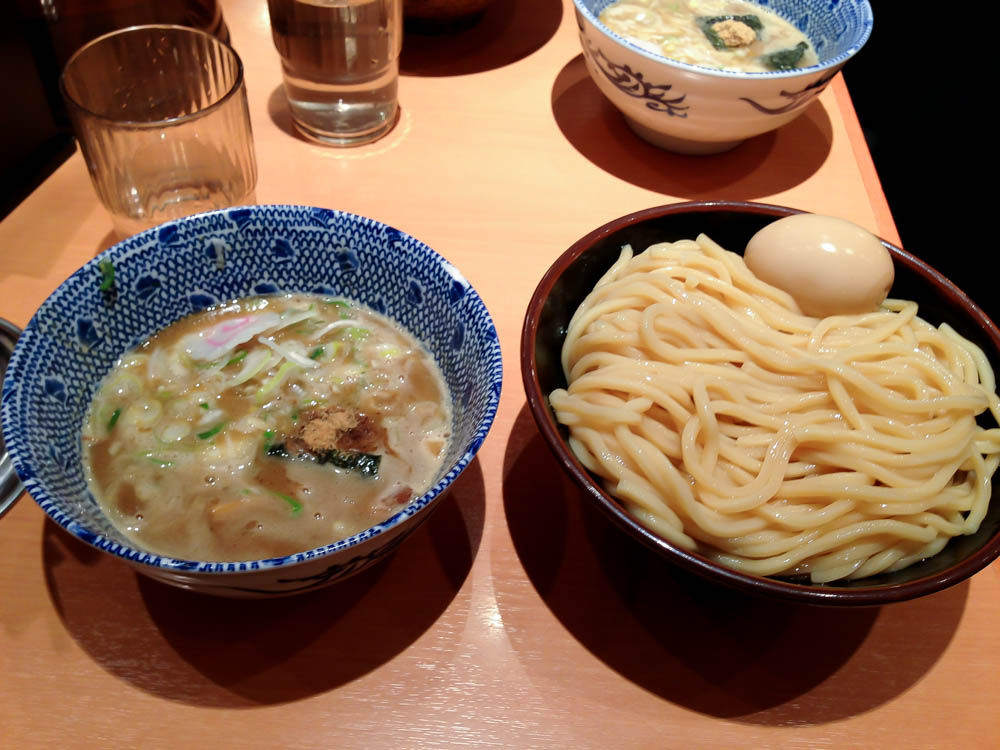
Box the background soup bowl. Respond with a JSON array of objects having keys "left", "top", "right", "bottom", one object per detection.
[
  {"left": 573, "top": 0, "right": 873, "bottom": 154},
  {"left": 521, "top": 201, "right": 1000, "bottom": 606},
  {"left": 1, "top": 204, "right": 502, "bottom": 597}
]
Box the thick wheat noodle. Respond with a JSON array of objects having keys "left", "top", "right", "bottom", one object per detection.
[{"left": 549, "top": 235, "right": 1000, "bottom": 582}]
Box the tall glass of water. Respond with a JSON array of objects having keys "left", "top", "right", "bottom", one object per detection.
[{"left": 267, "top": 0, "right": 403, "bottom": 146}]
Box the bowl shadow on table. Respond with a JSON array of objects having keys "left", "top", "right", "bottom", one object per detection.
[
  {"left": 41, "top": 459, "right": 486, "bottom": 707},
  {"left": 401, "top": 0, "right": 562, "bottom": 77},
  {"left": 0, "top": 163, "right": 105, "bottom": 282},
  {"left": 95, "top": 230, "right": 119, "bottom": 255},
  {"left": 551, "top": 55, "right": 833, "bottom": 200},
  {"left": 501, "top": 404, "right": 966, "bottom": 725}
]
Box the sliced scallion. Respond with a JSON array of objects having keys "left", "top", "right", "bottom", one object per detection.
[
  {"left": 197, "top": 422, "right": 226, "bottom": 440},
  {"left": 255, "top": 360, "right": 298, "bottom": 404},
  {"left": 98, "top": 260, "right": 115, "bottom": 292},
  {"left": 324, "top": 299, "right": 351, "bottom": 318},
  {"left": 269, "top": 490, "right": 302, "bottom": 515}
]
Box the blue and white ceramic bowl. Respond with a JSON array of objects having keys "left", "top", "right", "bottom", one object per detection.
[
  {"left": 573, "top": 0, "right": 873, "bottom": 154},
  {"left": 1, "top": 205, "right": 503, "bottom": 597}
]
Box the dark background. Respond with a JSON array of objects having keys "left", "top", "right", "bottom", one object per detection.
[
  {"left": 841, "top": 6, "right": 982, "bottom": 314},
  {"left": 0, "top": 0, "right": 75, "bottom": 222}
]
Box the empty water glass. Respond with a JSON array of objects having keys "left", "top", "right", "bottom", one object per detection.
[{"left": 61, "top": 24, "right": 258, "bottom": 237}]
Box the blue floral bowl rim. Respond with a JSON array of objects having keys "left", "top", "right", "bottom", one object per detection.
[
  {"left": 1, "top": 204, "right": 504, "bottom": 575},
  {"left": 573, "top": 0, "right": 874, "bottom": 80}
]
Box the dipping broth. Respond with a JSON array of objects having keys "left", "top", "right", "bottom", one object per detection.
[
  {"left": 82, "top": 293, "right": 452, "bottom": 562},
  {"left": 599, "top": 0, "right": 818, "bottom": 73}
]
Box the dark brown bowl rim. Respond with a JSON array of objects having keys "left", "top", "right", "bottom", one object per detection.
[{"left": 521, "top": 200, "right": 1000, "bottom": 607}]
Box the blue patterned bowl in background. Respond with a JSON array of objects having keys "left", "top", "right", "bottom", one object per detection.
[
  {"left": 573, "top": 0, "right": 873, "bottom": 154},
  {"left": 1, "top": 205, "right": 503, "bottom": 597}
]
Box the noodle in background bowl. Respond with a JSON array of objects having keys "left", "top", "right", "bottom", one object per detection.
[
  {"left": 1, "top": 205, "right": 503, "bottom": 597},
  {"left": 521, "top": 201, "right": 1000, "bottom": 606},
  {"left": 572, "top": 0, "right": 873, "bottom": 154}
]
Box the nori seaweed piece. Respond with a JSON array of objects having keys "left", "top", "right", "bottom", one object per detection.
[
  {"left": 696, "top": 15, "right": 763, "bottom": 49},
  {"left": 267, "top": 442, "right": 381, "bottom": 477},
  {"left": 762, "top": 41, "right": 809, "bottom": 71}
]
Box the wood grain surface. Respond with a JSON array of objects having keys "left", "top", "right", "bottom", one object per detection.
[{"left": 2, "top": 2, "right": 997, "bottom": 749}]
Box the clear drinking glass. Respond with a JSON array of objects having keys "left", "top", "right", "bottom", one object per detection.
[
  {"left": 267, "top": 0, "right": 403, "bottom": 146},
  {"left": 60, "top": 24, "right": 258, "bottom": 238}
]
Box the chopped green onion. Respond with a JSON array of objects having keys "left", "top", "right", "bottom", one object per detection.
[
  {"left": 345, "top": 326, "right": 370, "bottom": 342},
  {"left": 143, "top": 453, "right": 173, "bottom": 467},
  {"left": 309, "top": 346, "right": 325, "bottom": 360},
  {"left": 255, "top": 361, "right": 298, "bottom": 404},
  {"left": 225, "top": 350, "right": 248, "bottom": 367},
  {"left": 199, "top": 402, "right": 210, "bottom": 410},
  {"left": 229, "top": 349, "right": 273, "bottom": 388},
  {"left": 262, "top": 428, "right": 275, "bottom": 452},
  {"left": 269, "top": 490, "right": 302, "bottom": 515},
  {"left": 107, "top": 408, "right": 122, "bottom": 430},
  {"left": 325, "top": 299, "right": 352, "bottom": 319},
  {"left": 197, "top": 422, "right": 226, "bottom": 440},
  {"left": 98, "top": 259, "right": 115, "bottom": 292}
]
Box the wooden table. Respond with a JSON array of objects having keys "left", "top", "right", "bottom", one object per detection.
[{"left": 2, "top": 2, "right": 997, "bottom": 748}]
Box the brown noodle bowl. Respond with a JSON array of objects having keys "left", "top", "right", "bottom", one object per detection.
[{"left": 549, "top": 235, "right": 1000, "bottom": 583}]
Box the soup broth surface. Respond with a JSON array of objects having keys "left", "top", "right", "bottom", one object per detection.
[
  {"left": 83, "top": 293, "right": 452, "bottom": 562},
  {"left": 599, "top": 0, "right": 818, "bottom": 73}
]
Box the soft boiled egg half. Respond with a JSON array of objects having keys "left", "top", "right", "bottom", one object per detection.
[{"left": 744, "top": 214, "right": 894, "bottom": 318}]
